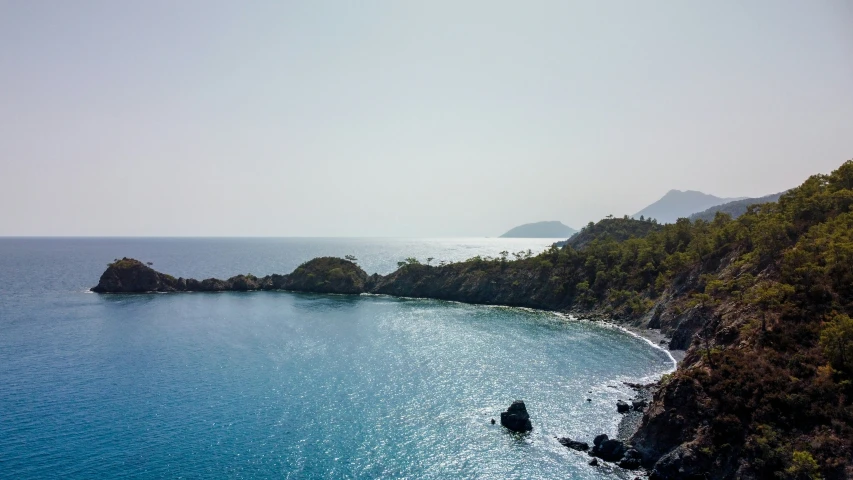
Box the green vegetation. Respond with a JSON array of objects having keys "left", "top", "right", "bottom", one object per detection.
[
  {"left": 398, "top": 160, "right": 853, "bottom": 478},
  {"left": 396, "top": 257, "right": 421, "bottom": 268},
  {"left": 108, "top": 257, "right": 146, "bottom": 269},
  {"left": 690, "top": 192, "right": 786, "bottom": 222},
  {"left": 562, "top": 216, "right": 662, "bottom": 250}
]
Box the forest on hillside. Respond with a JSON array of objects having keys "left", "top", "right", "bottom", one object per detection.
[{"left": 395, "top": 161, "right": 853, "bottom": 478}]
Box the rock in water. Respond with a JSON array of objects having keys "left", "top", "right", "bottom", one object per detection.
[
  {"left": 617, "top": 400, "right": 631, "bottom": 413},
  {"left": 500, "top": 400, "right": 533, "bottom": 432},
  {"left": 557, "top": 437, "right": 589, "bottom": 451},
  {"left": 591, "top": 436, "right": 628, "bottom": 462},
  {"left": 619, "top": 449, "right": 643, "bottom": 470},
  {"left": 91, "top": 258, "right": 182, "bottom": 293}
]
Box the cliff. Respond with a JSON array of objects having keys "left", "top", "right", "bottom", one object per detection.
[{"left": 92, "top": 160, "right": 853, "bottom": 480}]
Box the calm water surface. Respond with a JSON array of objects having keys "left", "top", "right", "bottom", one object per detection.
[{"left": 0, "top": 238, "right": 673, "bottom": 479}]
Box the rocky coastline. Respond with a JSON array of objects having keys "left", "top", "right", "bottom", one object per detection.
[{"left": 91, "top": 256, "right": 693, "bottom": 477}]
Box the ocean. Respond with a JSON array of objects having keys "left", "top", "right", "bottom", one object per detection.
[{"left": 0, "top": 238, "right": 674, "bottom": 479}]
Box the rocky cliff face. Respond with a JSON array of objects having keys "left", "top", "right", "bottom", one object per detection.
[{"left": 91, "top": 258, "right": 183, "bottom": 293}]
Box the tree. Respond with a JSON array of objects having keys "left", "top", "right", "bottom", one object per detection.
[
  {"left": 820, "top": 313, "right": 853, "bottom": 372},
  {"left": 746, "top": 281, "right": 794, "bottom": 331},
  {"left": 344, "top": 255, "right": 357, "bottom": 262},
  {"left": 426, "top": 257, "right": 434, "bottom": 265},
  {"left": 396, "top": 257, "right": 421, "bottom": 268},
  {"left": 785, "top": 451, "right": 822, "bottom": 480}
]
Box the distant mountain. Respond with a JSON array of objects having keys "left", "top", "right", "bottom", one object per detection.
[
  {"left": 499, "top": 221, "right": 577, "bottom": 238},
  {"left": 688, "top": 192, "right": 786, "bottom": 222},
  {"left": 633, "top": 190, "right": 745, "bottom": 224}
]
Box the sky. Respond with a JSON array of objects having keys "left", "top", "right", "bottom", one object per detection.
[{"left": 1, "top": 1, "right": 852, "bottom": 237}]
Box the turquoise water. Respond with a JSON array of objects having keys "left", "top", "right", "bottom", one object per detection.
[{"left": 0, "top": 238, "right": 673, "bottom": 479}]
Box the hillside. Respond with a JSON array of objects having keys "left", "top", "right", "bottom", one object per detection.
[
  {"left": 561, "top": 217, "right": 663, "bottom": 250},
  {"left": 94, "top": 160, "right": 853, "bottom": 479},
  {"left": 499, "top": 220, "right": 576, "bottom": 238},
  {"left": 688, "top": 192, "right": 786, "bottom": 222},
  {"left": 634, "top": 190, "right": 742, "bottom": 224}
]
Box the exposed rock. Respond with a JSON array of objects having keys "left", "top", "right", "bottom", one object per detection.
[
  {"left": 619, "top": 448, "right": 643, "bottom": 470},
  {"left": 617, "top": 400, "right": 631, "bottom": 413},
  {"left": 500, "top": 400, "right": 532, "bottom": 432},
  {"left": 630, "top": 376, "right": 707, "bottom": 468},
  {"left": 649, "top": 445, "right": 710, "bottom": 480},
  {"left": 590, "top": 437, "right": 628, "bottom": 462},
  {"left": 588, "top": 458, "right": 599, "bottom": 466},
  {"left": 593, "top": 434, "right": 609, "bottom": 446},
  {"left": 632, "top": 399, "right": 648, "bottom": 411},
  {"left": 91, "top": 258, "right": 183, "bottom": 293},
  {"left": 283, "top": 257, "right": 368, "bottom": 294},
  {"left": 91, "top": 257, "right": 369, "bottom": 295},
  {"left": 667, "top": 306, "right": 711, "bottom": 350},
  {"left": 557, "top": 437, "right": 589, "bottom": 451},
  {"left": 227, "top": 274, "right": 259, "bottom": 291}
]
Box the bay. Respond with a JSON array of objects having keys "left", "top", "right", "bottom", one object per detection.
[{"left": 0, "top": 238, "right": 673, "bottom": 479}]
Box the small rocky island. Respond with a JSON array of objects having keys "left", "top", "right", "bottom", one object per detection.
[
  {"left": 500, "top": 400, "right": 533, "bottom": 433},
  {"left": 499, "top": 220, "right": 576, "bottom": 238}
]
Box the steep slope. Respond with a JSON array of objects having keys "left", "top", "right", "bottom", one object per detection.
[
  {"left": 634, "top": 190, "right": 742, "bottom": 224},
  {"left": 499, "top": 220, "right": 576, "bottom": 238},
  {"left": 688, "top": 192, "right": 786, "bottom": 222}
]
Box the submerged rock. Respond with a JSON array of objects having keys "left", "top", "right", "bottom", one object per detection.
[
  {"left": 500, "top": 400, "right": 532, "bottom": 432},
  {"left": 557, "top": 437, "right": 589, "bottom": 451}
]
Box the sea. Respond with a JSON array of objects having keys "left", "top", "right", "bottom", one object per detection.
[{"left": 0, "top": 237, "right": 674, "bottom": 479}]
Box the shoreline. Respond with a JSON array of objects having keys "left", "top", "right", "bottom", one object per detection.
[{"left": 92, "top": 258, "right": 684, "bottom": 476}]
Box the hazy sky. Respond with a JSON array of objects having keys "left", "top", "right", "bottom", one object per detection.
[{"left": 2, "top": 1, "right": 852, "bottom": 236}]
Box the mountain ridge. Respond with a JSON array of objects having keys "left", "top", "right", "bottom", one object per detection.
[
  {"left": 688, "top": 191, "right": 787, "bottom": 222},
  {"left": 634, "top": 190, "right": 744, "bottom": 224}
]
